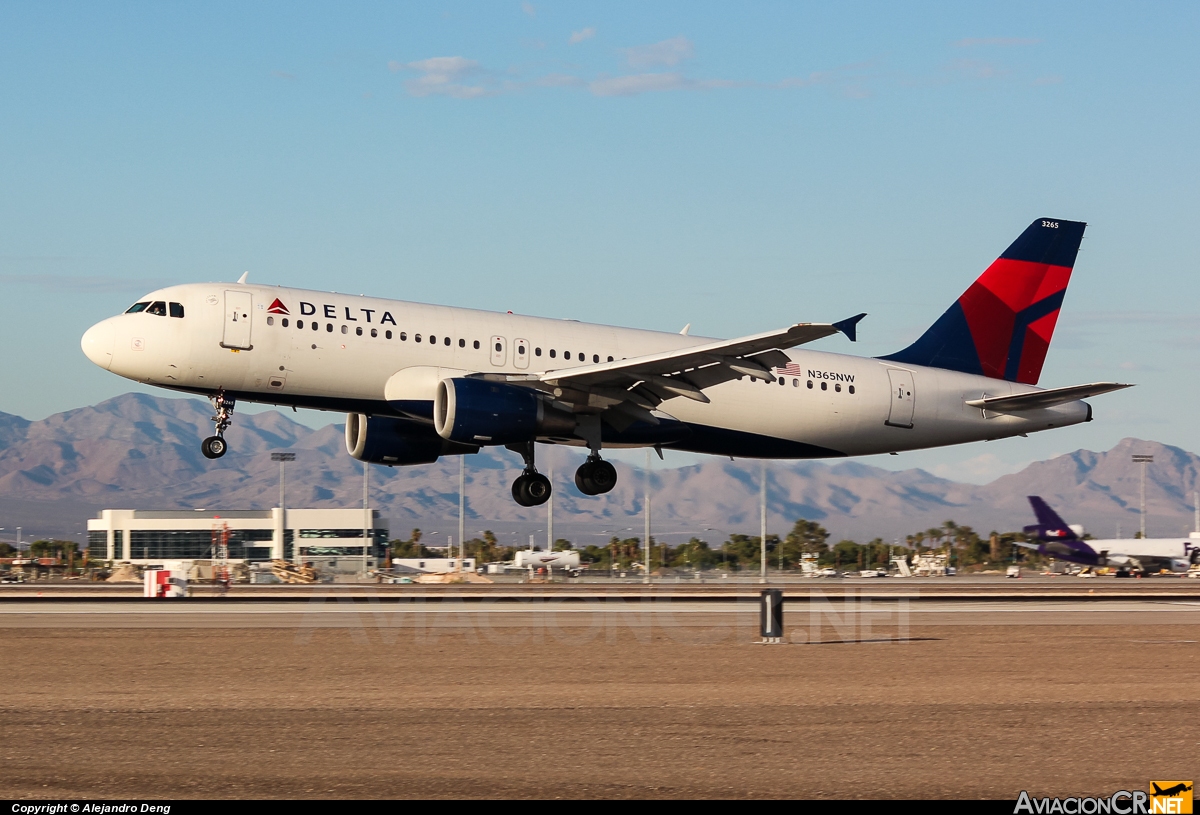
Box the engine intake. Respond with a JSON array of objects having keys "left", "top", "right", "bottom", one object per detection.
[
  {"left": 434, "top": 377, "right": 575, "bottom": 445},
  {"left": 346, "top": 414, "right": 478, "bottom": 465}
]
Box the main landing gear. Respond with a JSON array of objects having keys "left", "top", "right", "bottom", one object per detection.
[
  {"left": 575, "top": 454, "right": 617, "bottom": 496},
  {"left": 508, "top": 442, "right": 552, "bottom": 507},
  {"left": 201, "top": 390, "right": 235, "bottom": 460}
]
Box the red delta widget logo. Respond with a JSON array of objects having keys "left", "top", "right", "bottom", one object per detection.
[{"left": 263, "top": 298, "right": 399, "bottom": 325}]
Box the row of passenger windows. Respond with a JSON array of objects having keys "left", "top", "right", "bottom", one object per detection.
[
  {"left": 265, "top": 315, "right": 616, "bottom": 362},
  {"left": 741, "top": 375, "right": 855, "bottom": 394},
  {"left": 126, "top": 301, "right": 185, "bottom": 318}
]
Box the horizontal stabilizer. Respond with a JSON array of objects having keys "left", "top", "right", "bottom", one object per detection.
[{"left": 965, "top": 382, "right": 1132, "bottom": 413}]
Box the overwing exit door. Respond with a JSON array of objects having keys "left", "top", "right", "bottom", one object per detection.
[
  {"left": 885, "top": 368, "right": 915, "bottom": 428},
  {"left": 222, "top": 291, "right": 254, "bottom": 350}
]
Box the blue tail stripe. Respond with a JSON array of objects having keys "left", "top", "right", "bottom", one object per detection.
[{"left": 878, "top": 301, "right": 983, "bottom": 375}]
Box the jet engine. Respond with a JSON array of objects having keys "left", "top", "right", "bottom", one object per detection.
[
  {"left": 434, "top": 377, "right": 575, "bottom": 445},
  {"left": 345, "top": 414, "right": 478, "bottom": 465}
]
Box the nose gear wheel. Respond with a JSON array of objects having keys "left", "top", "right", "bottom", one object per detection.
[{"left": 201, "top": 390, "right": 236, "bottom": 460}]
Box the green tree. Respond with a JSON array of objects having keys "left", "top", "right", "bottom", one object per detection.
[{"left": 29, "top": 540, "right": 78, "bottom": 559}]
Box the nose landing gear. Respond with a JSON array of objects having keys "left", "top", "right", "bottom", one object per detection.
[
  {"left": 575, "top": 454, "right": 617, "bottom": 495},
  {"left": 507, "top": 441, "right": 552, "bottom": 507},
  {"left": 201, "top": 390, "right": 235, "bottom": 460}
]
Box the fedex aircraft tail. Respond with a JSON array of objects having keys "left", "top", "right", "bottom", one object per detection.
[
  {"left": 880, "top": 218, "right": 1086, "bottom": 384},
  {"left": 1024, "top": 496, "right": 1078, "bottom": 541}
]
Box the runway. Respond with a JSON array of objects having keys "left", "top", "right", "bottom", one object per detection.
[
  {"left": 1, "top": 597, "right": 1200, "bottom": 632},
  {"left": 2, "top": 586, "right": 1197, "bottom": 798}
]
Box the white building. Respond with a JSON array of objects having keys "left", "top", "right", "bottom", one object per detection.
[{"left": 86, "top": 508, "right": 388, "bottom": 571}]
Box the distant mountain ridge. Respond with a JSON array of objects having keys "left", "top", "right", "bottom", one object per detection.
[{"left": 0, "top": 393, "right": 1195, "bottom": 544}]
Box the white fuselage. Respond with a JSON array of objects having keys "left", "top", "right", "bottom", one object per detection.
[
  {"left": 1087, "top": 538, "right": 1199, "bottom": 572},
  {"left": 82, "top": 282, "right": 1091, "bottom": 458}
]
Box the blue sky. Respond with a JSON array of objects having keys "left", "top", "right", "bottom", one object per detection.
[{"left": 2, "top": 1, "right": 1198, "bottom": 482}]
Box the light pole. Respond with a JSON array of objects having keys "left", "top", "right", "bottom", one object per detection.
[
  {"left": 362, "top": 460, "right": 370, "bottom": 578},
  {"left": 1132, "top": 454, "right": 1153, "bottom": 538},
  {"left": 644, "top": 449, "right": 652, "bottom": 585},
  {"left": 459, "top": 456, "right": 466, "bottom": 568},
  {"left": 271, "top": 452, "right": 295, "bottom": 563},
  {"left": 760, "top": 461, "right": 768, "bottom": 584}
]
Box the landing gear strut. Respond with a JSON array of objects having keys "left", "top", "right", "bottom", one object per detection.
[
  {"left": 507, "top": 442, "right": 552, "bottom": 507},
  {"left": 575, "top": 453, "right": 617, "bottom": 496},
  {"left": 201, "top": 390, "right": 235, "bottom": 460}
]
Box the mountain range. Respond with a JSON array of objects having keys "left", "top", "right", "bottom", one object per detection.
[{"left": 1, "top": 393, "right": 1197, "bottom": 547}]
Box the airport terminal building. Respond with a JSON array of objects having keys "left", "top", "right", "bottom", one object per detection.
[{"left": 86, "top": 508, "right": 388, "bottom": 568}]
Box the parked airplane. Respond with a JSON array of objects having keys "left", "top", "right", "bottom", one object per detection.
[
  {"left": 82, "top": 217, "right": 1130, "bottom": 505},
  {"left": 1022, "top": 496, "right": 1200, "bottom": 573}
]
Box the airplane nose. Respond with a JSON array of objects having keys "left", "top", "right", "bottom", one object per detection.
[{"left": 81, "top": 318, "right": 116, "bottom": 370}]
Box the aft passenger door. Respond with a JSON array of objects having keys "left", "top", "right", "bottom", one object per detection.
[
  {"left": 490, "top": 335, "right": 507, "bottom": 367},
  {"left": 513, "top": 338, "right": 530, "bottom": 370},
  {"left": 221, "top": 291, "right": 254, "bottom": 350},
  {"left": 885, "top": 368, "right": 915, "bottom": 428}
]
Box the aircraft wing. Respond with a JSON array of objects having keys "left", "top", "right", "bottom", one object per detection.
[
  {"left": 528, "top": 315, "right": 865, "bottom": 414},
  {"left": 965, "top": 382, "right": 1132, "bottom": 413}
]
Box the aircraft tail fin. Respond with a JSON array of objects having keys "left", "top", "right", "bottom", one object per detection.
[
  {"left": 1024, "top": 496, "right": 1078, "bottom": 541},
  {"left": 880, "top": 218, "right": 1086, "bottom": 384}
]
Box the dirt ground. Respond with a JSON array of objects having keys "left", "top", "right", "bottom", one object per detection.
[{"left": 1, "top": 619, "right": 1198, "bottom": 799}]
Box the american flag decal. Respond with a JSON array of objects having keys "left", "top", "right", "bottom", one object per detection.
[{"left": 776, "top": 362, "right": 804, "bottom": 377}]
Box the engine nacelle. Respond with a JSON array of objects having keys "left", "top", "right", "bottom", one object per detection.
[
  {"left": 434, "top": 377, "right": 575, "bottom": 445},
  {"left": 345, "top": 414, "right": 478, "bottom": 465}
]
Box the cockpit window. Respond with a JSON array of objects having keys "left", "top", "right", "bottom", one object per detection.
[
  {"left": 169, "top": 302, "right": 184, "bottom": 318},
  {"left": 146, "top": 301, "right": 167, "bottom": 316},
  {"left": 125, "top": 302, "right": 150, "bottom": 313}
]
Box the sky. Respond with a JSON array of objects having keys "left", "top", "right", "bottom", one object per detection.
[{"left": 1, "top": 1, "right": 1198, "bottom": 483}]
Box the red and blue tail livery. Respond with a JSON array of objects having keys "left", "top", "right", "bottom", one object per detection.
[{"left": 881, "top": 218, "right": 1086, "bottom": 384}]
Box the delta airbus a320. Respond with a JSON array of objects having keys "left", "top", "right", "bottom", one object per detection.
[{"left": 81, "top": 218, "right": 1130, "bottom": 505}]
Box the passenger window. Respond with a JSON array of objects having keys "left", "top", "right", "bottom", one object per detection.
[
  {"left": 848, "top": 385, "right": 856, "bottom": 395},
  {"left": 535, "top": 348, "right": 542, "bottom": 356},
  {"left": 564, "top": 351, "right": 571, "bottom": 360},
  {"left": 415, "top": 334, "right": 422, "bottom": 342},
  {"left": 169, "top": 302, "right": 184, "bottom": 318},
  {"left": 386, "top": 330, "right": 393, "bottom": 339},
  {"left": 550, "top": 350, "right": 556, "bottom": 358},
  {"left": 779, "top": 378, "right": 785, "bottom": 386},
  {"left": 297, "top": 320, "right": 304, "bottom": 329},
  {"left": 399, "top": 332, "right": 407, "bottom": 341},
  {"left": 370, "top": 328, "right": 377, "bottom": 338},
  {"left": 267, "top": 316, "right": 274, "bottom": 326},
  {"left": 326, "top": 324, "right": 333, "bottom": 332},
  {"left": 341, "top": 325, "right": 348, "bottom": 334},
  {"left": 459, "top": 338, "right": 465, "bottom": 348},
  {"left": 607, "top": 356, "right": 613, "bottom": 362},
  {"left": 355, "top": 326, "right": 362, "bottom": 336},
  {"left": 821, "top": 381, "right": 827, "bottom": 391},
  {"left": 125, "top": 302, "right": 150, "bottom": 313},
  {"left": 835, "top": 383, "right": 841, "bottom": 392},
  {"left": 430, "top": 335, "right": 436, "bottom": 344},
  {"left": 312, "top": 322, "right": 318, "bottom": 331},
  {"left": 793, "top": 379, "right": 798, "bottom": 387},
  {"left": 282, "top": 318, "right": 289, "bottom": 328},
  {"left": 147, "top": 301, "right": 167, "bottom": 316},
  {"left": 473, "top": 340, "right": 480, "bottom": 349},
  {"left": 444, "top": 337, "right": 450, "bottom": 346},
  {"left": 807, "top": 381, "right": 814, "bottom": 389},
  {"left": 593, "top": 354, "right": 599, "bottom": 363}
]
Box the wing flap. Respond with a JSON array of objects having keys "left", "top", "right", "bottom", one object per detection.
[{"left": 540, "top": 320, "right": 854, "bottom": 392}]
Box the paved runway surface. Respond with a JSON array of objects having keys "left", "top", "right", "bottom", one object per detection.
[{"left": 1, "top": 595, "right": 1198, "bottom": 798}]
